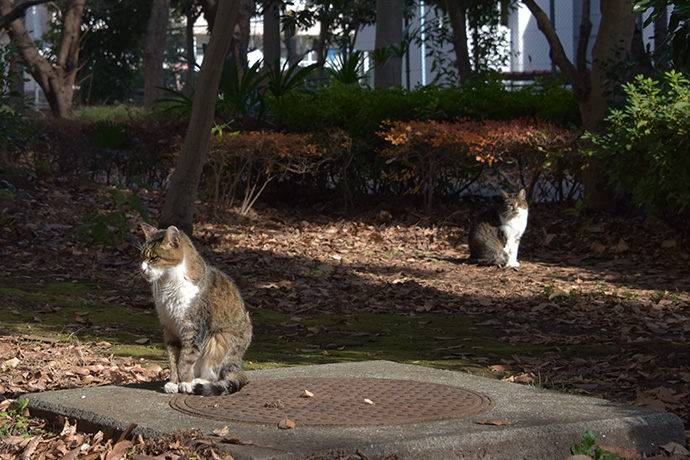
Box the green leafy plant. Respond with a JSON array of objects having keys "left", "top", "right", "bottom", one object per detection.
[
  {"left": 571, "top": 430, "right": 620, "bottom": 460},
  {"left": 154, "top": 87, "right": 194, "bottom": 116},
  {"left": 217, "top": 60, "right": 268, "bottom": 123},
  {"left": 327, "top": 51, "right": 367, "bottom": 85},
  {"left": 584, "top": 71, "right": 690, "bottom": 217},
  {"left": 264, "top": 60, "right": 321, "bottom": 100},
  {"left": 0, "top": 399, "right": 41, "bottom": 438},
  {"left": 636, "top": 0, "right": 690, "bottom": 74}
]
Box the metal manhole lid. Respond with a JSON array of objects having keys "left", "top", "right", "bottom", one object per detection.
[{"left": 170, "top": 377, "right": 492, "bottom": 427}]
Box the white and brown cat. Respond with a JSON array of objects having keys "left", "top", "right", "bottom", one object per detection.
[
  {"left": 140, "top": 224, "right": 252, "bottom": 395},
  {"left": 468, "top": 189, "right": 528, "bottom": 267}
]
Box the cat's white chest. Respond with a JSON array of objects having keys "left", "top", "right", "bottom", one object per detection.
[
  {"left": 502, "top": 208, "right": 528, "bottom": 239},
  {"left": 152, "top": 262, "right": 199, "bottom": 327},
  {"left": 500, "top": 208, "right": 528, "bottom": 267}
]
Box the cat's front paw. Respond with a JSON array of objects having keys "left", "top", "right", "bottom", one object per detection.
[
  {"left": 178, "top": 381, "right": 195, "bottom": 394},
  {"left": 164, "top": 381, "right": 179, "bottom": 393},
  {"left": 506, "top": 260, "right": 520, "bottom": 268}
]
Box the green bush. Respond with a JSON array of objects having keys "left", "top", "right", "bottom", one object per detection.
[
  {"left": 269, "top": 79, "right": 579, "bottom": 132},
  {"left": 585, "top": 71, "right": 690, "bottom": 216},
  {"left": 267, "top": 80, "right": 579, "bottom": 203}
]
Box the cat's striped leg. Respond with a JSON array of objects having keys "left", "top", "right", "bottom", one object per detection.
[{"left": 176, "top": 329, "right": 203, "bottom": 394}]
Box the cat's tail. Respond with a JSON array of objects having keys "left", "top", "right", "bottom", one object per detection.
[{"left": 193, "top": 372, "right": 248, "bottom": 396}]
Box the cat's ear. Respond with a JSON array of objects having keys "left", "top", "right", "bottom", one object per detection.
[
  {"left": 141, "top": 223, "right": 158, "bottom": 240},
  {"left": 501, "top": 190, "right": 510, "bottom": 199},
  {"left": 163, "top": 226, "right": 182, "bottom": 249},
  {"left": 517, "top": 189, "right": 527, "bottom": 200}
]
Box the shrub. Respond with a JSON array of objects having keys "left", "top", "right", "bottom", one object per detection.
[
  {"left": 206, "top": 130, "right": 333, "bottom": 215},
  {"left": 33, "top": 118, "right": 181, "bottom": 187},
  {"left": 378, "top": 119, "right": 489, "bottom": 214},
  {"left": 585, "top": 71, "right": 690, "bottom": 217},
  {"left": 379, "top": 118, "right": 581, "bottom": 214}
]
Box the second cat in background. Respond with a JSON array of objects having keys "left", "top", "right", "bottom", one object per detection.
[{"left": 468, "top": 189, "right": 528, "bottom": 268}]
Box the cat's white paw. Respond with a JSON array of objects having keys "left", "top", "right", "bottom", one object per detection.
[
  {"left": 506, "top": 260, "right": 520, "bottom": 268},
  {"left": 164, "top": 381, "right": 179, "bottom": 393},
  {"left": 178, "top": 381, "right": 195, "bottom": 394}
]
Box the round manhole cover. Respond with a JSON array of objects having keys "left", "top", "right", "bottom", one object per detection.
[{"left": 170, "top": 377, "right": 492, "bottom": 427}]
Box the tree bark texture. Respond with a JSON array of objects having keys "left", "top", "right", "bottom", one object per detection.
[
  {"left": 444, "top": 0, "right": 473, "bottom": 84},
  {"left": 229, "top": 0, "right": 254, "bottom": 69},
  {"left": 0, "top": 0, "right": 85, "bottom": 118},
  {"left": 263, "top": 0, "right": 281, "bottom": 68},
  {"left": 580, "top": 0, "right": 636, "bottom": 209},
  {"left": 374, "top": 0, "right": 402, "bottom": 88},
  {"left": 159, "top": 0, "right": 240, "bottom": 234},
  {"left": 582, "top": 0, "right": 635, "bottom": 131},
  {"left": 144, "top": 0, "right": 170, "bottom": 109},
  {"left": 184, "top": 6, "right": 201, "bottom": 94}
]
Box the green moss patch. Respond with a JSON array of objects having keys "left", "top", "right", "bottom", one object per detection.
[{"left": 0, "top": 280, "right": 554, "bottom": 378}]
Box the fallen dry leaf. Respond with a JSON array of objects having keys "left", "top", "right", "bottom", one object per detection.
[
  {"left": 212, "top": 426, "right": 231, "bottom": 437},
  {"left": 1, "top": 357, "right": 20, "bottom": 369},
  {"left": 475, "top": 420, "right": 512, "bottom": 426},
  {"left": 662, "top": 442, "right": 690, "bottom": 456},
  {"left": 277, "top": 417, "right": 296, "bottom": 430}
]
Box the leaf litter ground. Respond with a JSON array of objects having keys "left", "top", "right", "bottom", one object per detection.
[{"left": 1, "top": 179, "right": 690, "bottom": 459}]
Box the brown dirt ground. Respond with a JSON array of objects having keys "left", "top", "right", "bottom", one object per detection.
[{"left": 1, "top": 177, "right": 690, "bottom": 459}]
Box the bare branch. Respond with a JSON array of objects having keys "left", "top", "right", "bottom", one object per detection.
[{"left": 521, "top": 0, "right": 589, "bottom": 101}]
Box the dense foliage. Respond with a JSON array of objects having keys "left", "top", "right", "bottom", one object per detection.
[
  {"left": 585, "top": 71, "right": 690, "bottom": 217},
  {"left": 76, "top": 0, "right": 153, "bottom": 104}
]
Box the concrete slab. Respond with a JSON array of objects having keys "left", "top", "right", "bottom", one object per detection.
[{"left": 21, "top": 361, "right": 686, "bottom": 460}]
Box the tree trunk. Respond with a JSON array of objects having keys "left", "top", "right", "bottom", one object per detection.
[
  {"left": 263, "top": 0, "right": 281, "bottom": 68},
  {"left": 444, "top": 0, "right": 473, "bottom": 84},
  {"left": 283, "top": 22, "right": 298, "bottom": 66},
  {"left": 580, "top": 0, "right": 636, "bottom": 209},
  {"left": 0, "top": 0, "right": 85, "bottom": 118},
  {"left": 229, "top": 0, "right": 254, "bottom": 69},
  {"left": 159, "top": 0, "right": 240, "bottom": 234},
  {"left": 184, "top": 5, "right": 200, "bottom": 94},
  {"left": 580, "top": 0, "right": 636, "bottom": 131},
  {"left": 521, "top": 0, "right": 588, "bottom": 101},
  {"left": 374, "top": 0, "right": 402, "bottom": 88},
  {"left": 521, "top": 0, "right": 635, "bottom": 209},
  {"left": 199, "top": 0, "right": 218, "bottom": 32},
  {"left": 144, "top": 0, "right": 170, "bottom": 109},
  {"left": 575, "top": 0, "right": 591, "bottom": 80}
]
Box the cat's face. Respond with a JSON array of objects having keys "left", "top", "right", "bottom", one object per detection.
[
  {"left": 140, "top": 225, "right": 184, "bottom": 282},
  {"left": 500, "top": 189, "right": 528, "bottom": 218}
]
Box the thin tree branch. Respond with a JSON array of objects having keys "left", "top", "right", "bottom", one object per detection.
[
  {"left": 0, "top": 0, "right": 49, "bottom": 27},
  {"left": 521, "top": 0, "right": 589, "bottom": 101}
]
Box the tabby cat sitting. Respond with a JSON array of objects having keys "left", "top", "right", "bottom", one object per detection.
[
  {"left": 140, "top": 224, "right": 252, "bottom": 395},
  {"left": 468, "top": 189, "right": 528, "bottom": 267}
]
